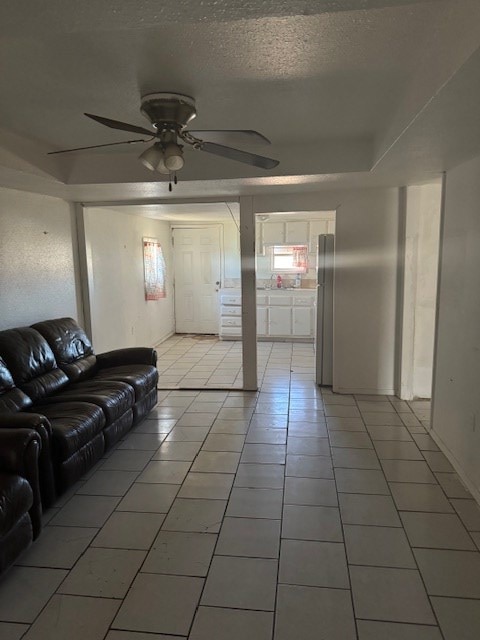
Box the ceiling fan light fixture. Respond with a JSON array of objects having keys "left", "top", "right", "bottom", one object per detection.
[
  {"left": 164, "top": 143, "right": 184, "bottom": 171},
  {"left": 139, "top": 143, "right": 164, "bottom": 171}
]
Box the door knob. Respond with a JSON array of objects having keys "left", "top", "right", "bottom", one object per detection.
[{"left": 216, "top": 281, "right": 220, "bottom": 285}]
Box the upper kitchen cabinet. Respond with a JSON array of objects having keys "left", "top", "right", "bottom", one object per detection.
[
  {"left": 285, "top": 221, "right": 309, "bottom": 244},
  {"left": 261, "top": 221, "right": 285, "bottom": 246}
]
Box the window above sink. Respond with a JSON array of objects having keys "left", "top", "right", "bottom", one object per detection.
[{"left": 270, "top": 245, "right": 308, "bottom": 273}]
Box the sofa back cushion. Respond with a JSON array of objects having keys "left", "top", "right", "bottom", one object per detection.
[
  {"left": 0, "top": 356, "right": 32, "bottom": 413},
  {"left": 0, "top": 328, "right": 69, "bottom": 401},
  {"left": 32, "top": 318, "right": 97, "bottom": 382}
]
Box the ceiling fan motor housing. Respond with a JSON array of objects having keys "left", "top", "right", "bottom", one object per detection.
[{"left": 140, "top": 93, "right": 197, "bottom": 132}]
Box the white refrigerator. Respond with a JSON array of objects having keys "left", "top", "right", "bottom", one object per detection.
[{"left": 315, "top": 234, "right": 334, "bottom": 386}]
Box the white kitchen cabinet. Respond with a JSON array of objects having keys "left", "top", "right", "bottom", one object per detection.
[
  {"left": 257, "top": 306, "right": 268, "bottom": 336},
  {"left": 262, "top": 222, "right": 285, "bottom": 246},
  {"left": 268, "top": 306, "right": 292, "bottom": 336},
  {"left": 293, "top": 306, "right": 313, "bottom": 336},
  {"left": 286, "top": 221, "right": 309, "bottom": 244}
]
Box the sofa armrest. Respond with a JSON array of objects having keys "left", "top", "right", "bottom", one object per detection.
[
  {"left": 96, "top": 347, "right": 158, "bottom": 368},
  {"left": 0, "top": 428, "right": 43, "bottom": 539},
  {"left": 0, "top": 412, "right": 56, "bottom": 509}
]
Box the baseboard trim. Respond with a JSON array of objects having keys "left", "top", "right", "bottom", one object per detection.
[
  {"left": 333, "top": 386, "right": 396, "bottom": 396},
  {"left": 153, "top": 330, "right": 175, "bottom": 348}
]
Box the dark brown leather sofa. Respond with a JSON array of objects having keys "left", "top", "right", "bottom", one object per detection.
[
  {"left": 0, "top": 428, "right": 42, "bottom": 575},
  {"left": 0, "top": 318, "right": 158, "bottom": 506}
]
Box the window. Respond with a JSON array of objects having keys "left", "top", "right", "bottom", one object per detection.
[{"left": 270, "top": 245, "right": 308, "bottom": 273}]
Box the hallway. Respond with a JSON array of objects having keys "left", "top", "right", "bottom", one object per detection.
[{"left": 0, "top": 345, "right": 479, "bottom": 639}]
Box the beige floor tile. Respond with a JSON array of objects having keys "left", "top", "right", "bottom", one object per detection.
[
  {"left": 335, "top": 468, "right": 389, "bottom": 494},
  {"left": 432, "top": 596, "right": 480, "bottom": 640},
  {"left": 216, "top": 517, "right": 281, "bottom": 558},
  {"left": 357, "top": 401, "right": 396, "bottom": 413},
  {"left": 329, "top": 431, "right": 373, "bottom": 449},
  {"left": 381, "top": 460, "right": 437, "bottom": 483},
  {"left": 191, "top": 451, "right": 240, "bottom": 473},
  {"left": 136, "top": 460, "right": 190, "bottom": 484},
  {"left": 77, "top": 470, "right": 139, "bottom": 496},
  {"left": 325, "top": 405, "right": 360, "bottom": 418},
  {"left": 241, "top": 444, "right": 286, "bottom": 464},
  {"left": 350, "top": 565, "right": 435, "bottom": 624},
  {"left": 58, "top": 547, "right": 146, "bottom": 598},
  {"left": 422, "top": 450, "right": 454, "bottom": 472},
  {"left": 374, "top": 441, "right": 424, "bottom": 460},
  {"left": 288, "top": 422, "right": 328, "bottom": 437},
  {"left": 143, "top": 531, "right": 216, "bottom": 576},
  {"left": 275, "top": 584, "right": 356, "bottom": 640},
  {"left": 246, "top": 429, "right": 287, "bottom": 444},
  {"left": 113, "top": 573, "right": 203, "bottom": 635},
  {"left": 357, "top": 620, "right": 442, "bottom": 639},
  {"left": 366, "top": 425, "right": 412, "bottom": 441},
  {"left": 287, "top": 437, "right": 330, "bottom": 456},
  {"left": 282, "top": 505, "right": 343, "bottom": 541},
  {"left": 202, "top": 433, "right": 245, "bottom": 452},
  {"left": 190, "top": 606, "right": 273, "bottom": 640},
  {"left": 178, "top": 472, "right": 234, "bottom": 499},
  {"left": 339, "top": 493, "right": 402, "bottom": 527},
  {"left": 344, "top": 524, "right": 416, "bottom": 568},
  {"left": 201, "top": 555, "right": 277, "bottom": 610},
  {"left": 332, "top": 447, "right": 380, "bottom": 469},
  {"left": 414, "top": 548, "right": 480, "bottom": 597},
  {"left": 117, "top": 434, "right": 166, "bottom": 451},
  {"left": 284, "top": 477, "right": 338, "bottom": 507},
  {"left": 166, "top": 425, "right": 211, "bottom": 441},
  {"left": 227, "top": 487, "right": 283, "bottom": 518},
  {"left": 250, "top": 415, "right": 288, "bottom": 429},
  {"left": 117, "top": 483, "right": 178, "bottom": 513},
  {"left": 451, "top": 499, "right": 480, "bottom": 530},
  {"left": 401, "top": 512, "right": 476, "bottom": 550},
  {"left": 162, "top": 498, "right": 227, "bottom": 533},
  {"left": 286, "top": 454, "right": 333, "bottom": 478},
  {"left": 101, "top": 450, "right": 153, "bottom": 472},
  {"left": 210, "top": 419, "right": 249, "bottom": 434},
  {"left": 17, "top": 526, "right": 97, "bottom": 569},
  {"left": 152, "top": 441, "right": 202, "bottom": 461},
  {"left": 411, "top": 433, "right": 439, "bottom": 451},
  {"left": 23, "top": 594, "right": 119, "bottom": 640},
  {"left": 50, "top": 495, "right": 121, "bottom": 528},
  {"left": 279, "top": 539, "right": 349, "bottom": 588},
  {"left": 326, "top": 417, "right": 365, "bottom": 431},
  {"left": 234, "top": 463, "right": 285, "bottom": 489},
  {"left": 390, "top": 483, "right": 454, "bottom": 512},
  {"left": 362, "top": 412, "right": 403, "bottom": 426},
  {"left": 0, "top": 623, "right": 30, "bottom": 640},
  {"left": 92, "top": 512, "right": 164, "bottom": 550},
  {"left": 435, "top": 472, "right": 471, "bottom": 499},
  {"left": 0, "top": 567, "right": 68, "bottom": 623}
]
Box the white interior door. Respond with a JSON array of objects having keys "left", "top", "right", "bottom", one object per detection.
[{"left": 173, "top": 226, "right": 221, "bottom": 334}]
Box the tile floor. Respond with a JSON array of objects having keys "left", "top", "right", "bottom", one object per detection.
[{"left": 1, "top": 339, "right": 480, "bottom": 639}]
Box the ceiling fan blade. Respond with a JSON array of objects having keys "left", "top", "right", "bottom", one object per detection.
[
  {"left": 199, "top": 141, "right": 279, "bottom": 170},
  {"left": 85, "top": 113, "right": 156, "bottom": 137},
  {"left": 188, "top": 130, "right": 271, "bottom": 145},
  {"left": 47, "top": 139, "right": 149, "bottom": 155}
]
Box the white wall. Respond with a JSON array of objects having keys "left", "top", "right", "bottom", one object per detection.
[
  {"left": 84, "top": 208, "right": 175, "bottom": 352},
  {"left": 432, "top": 157, "right": 480, "bottom": 499},
  {"left": 400, "top": 183, "right": 442, "bottom": 399},
  {"left": 253, "top": 188, "right": 400, "bottom": 395},
  {"left": 0, "top": 186, "right": 80, "bottom": 329}
]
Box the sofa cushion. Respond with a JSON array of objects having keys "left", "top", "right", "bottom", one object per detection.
[
  {"left": 32, "top": 318, "right": 97, "bottom": 382},
  {"left": 0, "top": 357, "right": 32, "bottom": 413},
  {"left": 0, "top": 328, "right": 69, "bottom": 401},
  {"left": 44, "top": 380, "right": 135, "bottom": 424},
  {"left": 37, "top": 402, "right": 106, "bottom": 461},
  {"left": 93, "top": 365, "right": 158, "bottom": 401},
  {"left": 0, "top": 474, "right": 33, "bottom": 538}
]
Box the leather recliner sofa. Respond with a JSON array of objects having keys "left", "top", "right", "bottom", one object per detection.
[
  {"left": 0, "top": 428, "right": 42, "bottom": 575},
  {"left": 0, "top": 317, "right": 158, "bottom": 506}
]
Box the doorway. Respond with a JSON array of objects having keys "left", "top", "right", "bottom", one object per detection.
[{"left": 173, "top": 225, "right": 222, "bottom": 334}]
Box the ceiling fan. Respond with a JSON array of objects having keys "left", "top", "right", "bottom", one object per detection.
[{"left": 48, "top": 93, "right": 279, "bottom": 190}]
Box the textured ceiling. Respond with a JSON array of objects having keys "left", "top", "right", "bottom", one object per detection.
[{"left": 0, "top": 0, "right": 480, "bottom": 200}]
